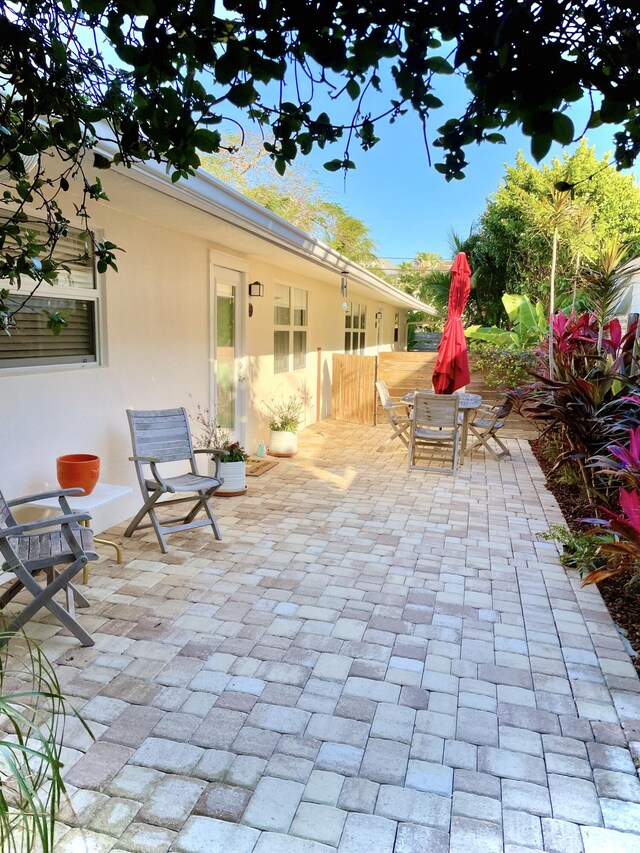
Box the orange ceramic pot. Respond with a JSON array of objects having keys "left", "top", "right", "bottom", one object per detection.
[{"left": 56, "top": 454, "right": 100, "bottom": 496}]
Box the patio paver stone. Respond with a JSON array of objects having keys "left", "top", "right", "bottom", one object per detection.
[{"left": 14, "top": 421, "right": 640, "bottom": 851}]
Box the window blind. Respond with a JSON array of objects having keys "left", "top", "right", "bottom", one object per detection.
[{"left": 0, "top": 295, "right": 96, "bottom": 367}]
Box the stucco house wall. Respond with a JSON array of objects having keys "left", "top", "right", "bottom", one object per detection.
[{"left": 0, "top": 162, "right": 430, "bottom": 532}]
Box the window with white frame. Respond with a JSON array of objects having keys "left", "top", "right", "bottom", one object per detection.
[
  {"left": 0, "top": 219, "right": 99, "bottom": 369},
  {"left": 274, "top": 284, "right": 308, "bottom": 373},
  {"left": 344, "top": 302, "right": 366, "bottom": 354}
]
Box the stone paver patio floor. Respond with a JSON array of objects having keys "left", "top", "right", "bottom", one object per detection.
[{"left": 17, "top": 420, "right": 640, "bottom": 852}]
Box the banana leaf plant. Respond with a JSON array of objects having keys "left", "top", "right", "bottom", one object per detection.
[{"left": 465, "top": 293, "right": 548, "bottom": 352}]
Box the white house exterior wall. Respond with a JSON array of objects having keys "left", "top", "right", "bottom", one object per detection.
[{"left": 0, "top": 174, "right": 417, "bottom": 532}]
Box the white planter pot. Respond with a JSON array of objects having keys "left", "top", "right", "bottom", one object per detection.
[
  {"left": 269, "top": 430, "right": 298, "bottom": 456},
  {"left": 210, "top": 459, "right": 246, "bottom": 494}
]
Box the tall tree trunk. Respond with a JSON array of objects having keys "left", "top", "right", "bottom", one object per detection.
[
  {"left": 571, "top": 252, "right": 580, "bottom": 313},
  {"left": 549, "top": 226, "right": 558, "bottom": 378}
]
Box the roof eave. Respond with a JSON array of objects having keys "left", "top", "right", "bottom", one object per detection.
[{"left": 99, "top": 145, "right": 437, "bottom": 316}]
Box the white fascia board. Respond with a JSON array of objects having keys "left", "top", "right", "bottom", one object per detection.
[{"left": 98, "top": 142, "right": 438, "bottom": 316}]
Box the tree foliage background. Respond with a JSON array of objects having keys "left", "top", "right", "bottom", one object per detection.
[
  {"left": 2, "top": 1, "right": 640, "bottom": 328},
  {"left": 201, "top": 134, "right": 378, "bottom": 265},
  {"left": 397, "top": 142, "right": 640, "bottom": 329},
  {"left": 477, "top": 141, "right": 640, "bottom": 305}
]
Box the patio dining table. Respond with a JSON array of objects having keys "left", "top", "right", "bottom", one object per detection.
[{"left": 401, "top": 390, "right": 483, "bottom": 465}]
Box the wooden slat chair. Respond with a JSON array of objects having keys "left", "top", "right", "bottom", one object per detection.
[
  {"left": 376, "top": 380, "right": 411, "bottom": 452},
  {"left": 125, "top": 408, "right": 227, "bottom": 553},
  {"left": 466, "top": 396, "right": 513, "bottom": 461},
  {"left": 408, "top": 392, "right": 460, "bottom": 475},
  {"left": 0, "top": 487, "right": 97, "bottom": 646}
]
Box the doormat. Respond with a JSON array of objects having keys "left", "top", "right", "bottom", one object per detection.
[{"left": 246, "top": 458, "right": 279, "bottom": 477}]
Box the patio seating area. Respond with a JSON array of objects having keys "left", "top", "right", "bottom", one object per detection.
[{"left": 12, "top": 419, "right": 640, "bottom": 853}]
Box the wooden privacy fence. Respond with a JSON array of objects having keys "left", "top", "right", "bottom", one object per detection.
[
  {"left": 331, "top": 352, "right": 436, "bottom": 425},
  {"left": 331, "top": 354, "right": 378, "bottom": 425},
  {"left": 377, "top": 352, "right": 437, "bottom": 418},
  {"left": 331, "top": 351, "right": 536, "bottom": 437}
]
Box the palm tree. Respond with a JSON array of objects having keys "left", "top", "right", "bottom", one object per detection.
[
  {"left": 579, "top": 236, "right": 638, "bottom": 352},
  {"left": 533, "top": 189, "right": 575, "bottom": 376}
]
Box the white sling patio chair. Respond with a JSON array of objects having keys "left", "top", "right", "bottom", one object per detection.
[
  {"left": 466, "top": 396, "right": 513, "bottom": 461},
  {"left": 408, "top": 391, "right": 460, "bottom": 475},
  {"left": 0, "top": 487, "right": 97, "bottom": 646},
  {"left": 125, "top": 407, "right": 227, "bottom": 553},
  {"left": 376, "top": 380, "right": 411, "bottom": 451}
]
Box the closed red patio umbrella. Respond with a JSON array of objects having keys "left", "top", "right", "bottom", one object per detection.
[{"left": 432, "top": 252, "right": 471, "bottom": 394}]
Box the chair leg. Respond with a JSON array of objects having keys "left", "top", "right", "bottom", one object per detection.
[
  {"left": 147, "top": 506, "right": 169, "bottom": 554},
  {"left": 124, "top": 490, "right": 163, "bottom": 538},
  {"left": 4, "top": 560, "right": 94, "bottom": 647},
  {"left": 124, "top": 490, "right": 170, "bottom": 552},
  {"left": 201, "top": 492, "right": 223, "bottom": 540},
  {"left": 493, "top": 433, "right": 511, "bottom": 458},
  {"left": 377, "top": 425, "right": 409, "bottom": 453},
  {"left": 64, "top": 578, "right": 91, "bottom": 608},
  {"left": 452, "top": 434, "right": 460, "bottom": 478},
  {"left": 182, "top": 488, "right": 222, "bottom": 541},
  {"left": 184, "top": 492, "right": 209, "bottom": 524},
  {"left": 467, "top": 424, "right": 511, "bottom": 461}
]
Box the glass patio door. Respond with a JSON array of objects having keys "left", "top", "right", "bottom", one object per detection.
[{"left": 212, "top": 265, "right": 245, "bottom": 443}]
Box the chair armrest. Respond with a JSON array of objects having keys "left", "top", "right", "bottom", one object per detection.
[
  {"left": 0, "top": 513, "right": 92, "bottom": 538},
  {"left": 129, "top": 456, "right": 173, "bottom": 493},
  {"left": 193, "top": 448, "right": 227, "bottom": 479},
  {"left": 7, "top": 488, "right": 85, "bottom": 507}
]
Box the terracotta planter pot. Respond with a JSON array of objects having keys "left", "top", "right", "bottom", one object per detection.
[
  {"left": 268, "top": 430, "right": 298, "bottom": 457},
  {"left": 56, "top": 454, "right": 100, "bottom": 496}
]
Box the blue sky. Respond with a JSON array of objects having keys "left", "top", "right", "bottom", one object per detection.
[
  {"left": 289, "top": 105, "right": 630, "bottom": 264},
  {"left": 92, "top": 24, "right": 633, "bottom": 263},
  {"left": 224, "top": 72, "right": 632, "bottom": 264}
]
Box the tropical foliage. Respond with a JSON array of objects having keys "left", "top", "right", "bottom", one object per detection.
[
  {"left": 201, "top": 135, "right": 378, "bottom": 265},
  {"left": 514, "top": 305, "right": 640, "bottom": 586},
  {"left": 466, "top": 294, "right": 548, "bottom": 351},
  {"left": 3, "top": 3, "right": 640, "bottom": 326},
  {"left": 578, "top": 237, "right": 639, "bottom": 351},
  {"left": 469, "top": 344, "right": 535, "bottom": 391},
  {"left": 0, "top": 632, "right": 87, "bottom": 853},
  {"left": 540, "top": 524, "right": 613, "bottom": 577},
  {"left": 474, "top": 143, "right": 640, "bottom": 306}
]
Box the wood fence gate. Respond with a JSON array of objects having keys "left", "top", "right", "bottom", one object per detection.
[{"left": 331, "top": 354, "right": 377, "bottom": 425}]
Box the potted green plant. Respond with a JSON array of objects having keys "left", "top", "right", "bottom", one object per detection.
[
  {"left": 216, "top": 440, "right": 250, "bottom": 495},
  {"left": 191, "top": 403, "right": 249, "bottom": 495},
  {"left": 266, "top": 394, "right": 304, "bottom": 457}
]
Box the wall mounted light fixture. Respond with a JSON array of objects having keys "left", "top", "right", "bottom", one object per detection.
[
  {"left": 375, "top": 311, "right": 383, "bottom": 320},
  {"left": 248, "top": 281, "right": 264, "bottom": 297},
  {"left": 340, "top": 271, "right": 349, "bottom": 298}
]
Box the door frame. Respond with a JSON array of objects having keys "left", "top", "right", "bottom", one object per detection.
[{"left": 209, "top": 250, "right": 249, "bottom": 447}]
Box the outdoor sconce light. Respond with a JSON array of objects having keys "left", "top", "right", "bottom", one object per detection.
[
  {"left": 340, "top": 271, "right": 349, "bottom": 298},
  {"left": 248, "top": 281, "right": 264, "bottom": 297},
  {"left": 375, "top": 311, "right": 383, "bottom": 320}
]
